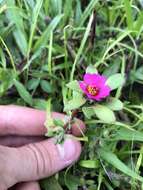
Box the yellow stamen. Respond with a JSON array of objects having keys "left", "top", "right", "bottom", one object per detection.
[{"left": 87, "top": 85, "right": 99, "bottom": 96}]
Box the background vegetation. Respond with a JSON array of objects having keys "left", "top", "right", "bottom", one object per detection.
[{"left": 1, "top": 0, "right": 143, "bottom": 189}]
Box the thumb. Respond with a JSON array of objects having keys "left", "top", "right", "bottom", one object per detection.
[{"left": 7, "top": 136, "right": 81, "bottom": 187}]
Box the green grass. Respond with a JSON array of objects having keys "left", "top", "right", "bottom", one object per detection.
[{"left": 1, "top": 0, "right": 143, "bottom": 189}]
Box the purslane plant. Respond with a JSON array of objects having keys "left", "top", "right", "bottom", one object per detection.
[{"left": 45, "top": 65, "right": 125, "bottom": 143}]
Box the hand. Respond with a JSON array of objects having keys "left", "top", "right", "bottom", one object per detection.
[{"left": 0, "top": 105, "right": 85, "bottom": 190}]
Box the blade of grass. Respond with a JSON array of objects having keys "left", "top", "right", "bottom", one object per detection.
[
  {"left": 134, "top": 11, "right": 143, "bottom": 32},
  {"left": 14, "top": 79, "right": 33, "bottom": 105},
  {"left": 6, "top": 1, "right": 28, "bottom": 56},
  {"left": 124, "top": 0, "right": 134, "bottom": 30},
  {"left": 0, "top": 36, "right": 16, "bottom": 73},
  {"left": 98, "top": 148, "right": 143, "bottom": 182},
  {"left": 27, "top": 0, "right": 43, "bottom": 57},
  {"left": 33, "top": 14, "right": 63, "bottom": 52},
  {"left": 70, "top": 12, "right": 94, "bottom": 81},
  {"left": 74, "top": 0, "right": 98, "bottom": 29},
  {"left": 95, "top": 30, "right": 131, "bottom": 67},
  {"left": 0, "top": 48, "right": 6, "bottom": 68},
  {"left": 47, "top": 31, "right": 53, "bottom": 75}
]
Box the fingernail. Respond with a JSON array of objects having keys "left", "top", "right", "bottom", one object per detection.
[{"left": 57, "top": 138, "right": 76, "bottom": 162}]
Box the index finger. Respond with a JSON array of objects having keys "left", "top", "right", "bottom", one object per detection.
[{"left": 0, "top": 105, "right": 85, "bottom": 136}]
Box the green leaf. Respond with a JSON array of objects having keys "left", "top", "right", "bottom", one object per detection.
[
  {"left": 86, "top": 65, "right": 98, "bottom": 74},
  {"left": 64, "top": 92, "right": 86, "bottom": 111},
  {"left": 98, "top": 148, "right": 143, "bottom": 182},
  {"left": 53, "top": 118, "right": 64, "bottom": 127},
  {"left": 14, "top": 79, "right": 33, "bottom": 105},
  {"left": 49, "top": 0, "right": 62, "bottom": 15},
  {"left": 83, "top": 104, "right": 117, "bottom": 122},
  {"left": 40, "top": 80, "right": 52, "bottom": 93},
  {"left": 112, "top": 128, "right": 143, "bottom": 141},
  {"left": 0, "top": 48, "right": 6, "bottom": 68},
  {"left": 6, "top": 0, "right": 28, "bottom": 56},
  {"left": 0, "top": 68, "right": 16, "bottom": 96},
  {"left": 79, "top": 160, "right": 99, "bottom": 168},
  {"left": 106, "top": 73, "right": 125, "bottom": 90},
  {"left": 105, "top": 98, "right": 123, "bottom": 111},
  {"left": 27, "top": 78, "right": 40, "bottom": 90},
  {"left": 82, "top": 106, "right": 95, "bottom": 119},
  {"left": 70, "top": 12, "right": 95, "bottom": 81},
  {"left": 134, "top": 11, "right": 143, "bottom": 32},
  {"left": 66, "top": 80, "right": 82, "bottom": 93},
  {"left": 93, "top": 104, "right": 116, "bottom": 123},
  {"left": 27, "top": 0, "right": 43, "bottom": 55},
  {"left": 13, "top": 30, "right": 28, "bottom": 56},
  {"left": 124, "top": 0, "right": 134, "bottom": 30},
  {"left": 34, "top": 14, "right": 63, "bottom": 51},
  {"left": 76, "top": 0, "right": 98, "bottom": 27},
  {"left": 75, "top": 0, "right": 82, "bottom": 24},
  {"left": 132, "top": 66, "right": 143, "bottom": 81},
  {"left": 33, "top": 98, "right": 47, "bottom": 110},
  {"left": 103, "top": 59, "right": 121, "bottom": 77},
  {"left": 41, "top": 176, "right": 63, "bottom": 190},
  {"left": 62, "top": 0, "right": 73, "bottom": 25},
  {"left": 64, "top": 174, "right": 79, "bottom": 190}
]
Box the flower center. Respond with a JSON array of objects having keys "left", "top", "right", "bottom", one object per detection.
[{"left": 87, "top": 85, "right": 99, "bottom": 96}]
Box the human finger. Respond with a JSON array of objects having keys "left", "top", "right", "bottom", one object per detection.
[
  {"left": 14, "top": 181, "right": 40, "bottom": 190},
  {"left": 0, "top": 136, "right": 45, "bottom": 147},
  {"left": 0, "top": 136, "right": 81, "bottom": 189},
  {"left": 0, "top": 105, "right": 85, "bottom": 136}
]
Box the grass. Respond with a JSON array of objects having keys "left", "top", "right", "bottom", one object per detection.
[{"left": 1, "top": 0, "right": 143, "bottom": 189}]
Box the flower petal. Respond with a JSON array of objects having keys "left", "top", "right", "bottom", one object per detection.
[
  {"left": 86, "top": 93, "right": 101, "bottom": 101},
  {"left": 98, "top": 85, "right": 111, "bottom": 98},
  {"left": 84, "top": 73, "right": 98, "bottom": 84},
  {"left": 84, "top": 73, "right": 107, "bottom": 86},
  {"left": 79, "top": 73, "right": 110, "bottom": 101},
  {"left": 79, "top": 81, "right": 87, "bottom": 93}
]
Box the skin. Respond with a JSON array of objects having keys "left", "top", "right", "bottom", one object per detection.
[{"left": 0, "top": 105, "right": 85, "bottom": 190}]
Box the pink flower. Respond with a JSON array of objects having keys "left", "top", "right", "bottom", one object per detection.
[{"left": 79, "top": 73, "right": 111, "bottom": 101}]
